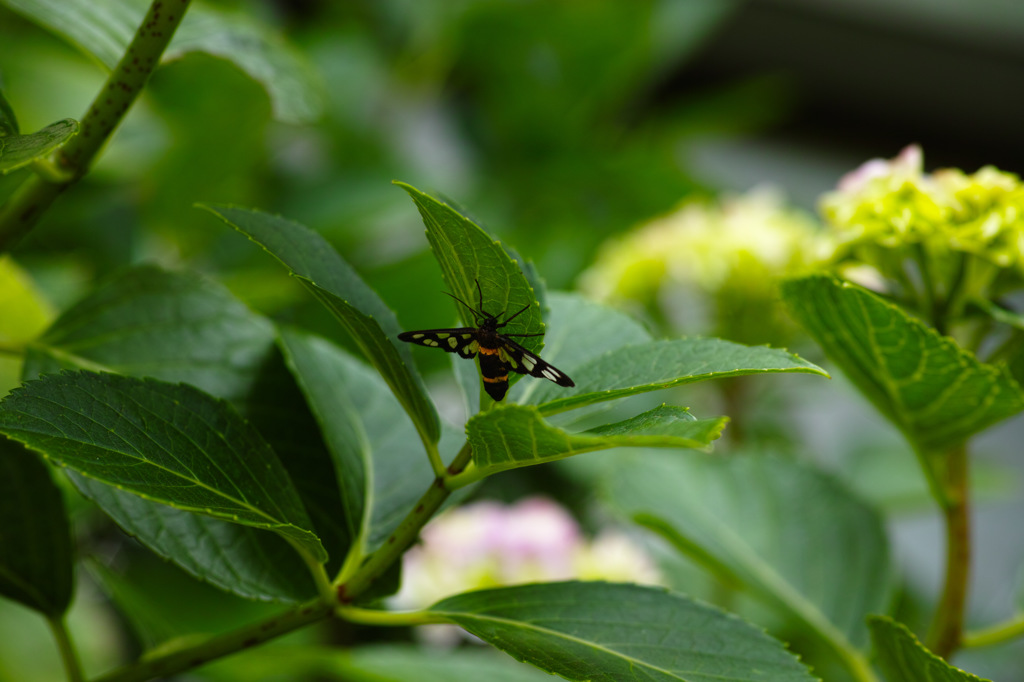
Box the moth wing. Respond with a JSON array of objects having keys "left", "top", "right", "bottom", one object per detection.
[
  {"left": 499, "top": 338, "right": 575, "bottom": 387},
  {"left": 398, "top": 328, "right": 479, "bottom": 357}
]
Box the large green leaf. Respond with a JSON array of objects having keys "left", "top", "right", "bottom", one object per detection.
[
  {"left": 530, "top": 337, "right": 827, "bottom": 415},
  {"left": 1, "top": 0, "right": 320, "bottom": 123},
  {"left": 278, "top": 327, "right": 436, "bottom": 556},
  {"left": 465, "top": 404, "right": 725, "bottom": 481},
  {"left": 73, "top": 475, "right": 317, "bottom": 602},
  {"left": 397, "top": 182, "right": 545, "bottom": 361},
  {"left": 868, "top": 616, "right": 990, "bottom": 682},
  {"left": 0, "top": 118, "right": 78, "bottom": 174},
  {"left": 429, "top": 582, "right": 816, "bottom": 682},
  {"left": 0, "top": 440, "right": 72, "bottom": 616},
  {"left": 0, "top": 371, "right": 326, "bottom": 563},
  {"left": 201, "top": 205, "right": 440, "bottom": 446},
  {"left": 607, "top": 451, "right": 890, "bottom": 664},
  {"left": 781, "top": 275, "right": 1024, "bottom": 452},
  {"left": 23, "top": 265, "right": 276, "bottom": 404},
  {"left": 21, "top": 265, "right": 344, "bottom": 600}
]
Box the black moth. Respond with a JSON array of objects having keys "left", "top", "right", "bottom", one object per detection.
[{"left": 398, "top": 281, "right": 574, "bottom": 401}]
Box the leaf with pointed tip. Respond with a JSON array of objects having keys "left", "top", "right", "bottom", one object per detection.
[
  {"left": 781, "top": 274, "right": 1024, "bottom": 452},
  {"left": 0, "top": 118, "right": 78, "bottom": 174},
  {"left": 396, "top": 182, "right": 545, "bottom": 363},
  {"left": 429, "top": 582, "right": 816, "bottom": 682},
  {"left": 466, "top": 404, "right": 725, "bottom": 481},
  {"left": 21, "top": 265, "right": 343, "bottom": 600},
  {"left": 868, "top": 616, "right": 990, "bottom": 682},
  {"left": 2, "top": 0, "right": 320, "bottom": 123},
  {"left": 0, "top": 440, "right": 72, "bottom": 616},
  {"left": 200, "top": 204, "right": 440, "bottom": 445},
  {"left": 0, "top": 371, "right": 326, "bottom": 563},
  {"left": 607, "top": 451, "right": 891, "bottom": 656},
  {"left": 530, "top": 337, "right": 827, "bottom": 415}
]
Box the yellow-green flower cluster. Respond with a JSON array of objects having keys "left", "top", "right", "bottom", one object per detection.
[
  {"left": 580, "top": 189, "right": 819, "bottom": 303},
  {"left": 822, "top": 145, "right": 1024, "bottom": 272}
]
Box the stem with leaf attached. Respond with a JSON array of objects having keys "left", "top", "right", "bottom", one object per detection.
[{"left": 0, "top": 0, "right": 193, "bottom": 251}]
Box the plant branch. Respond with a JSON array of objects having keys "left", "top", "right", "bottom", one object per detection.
[
  {"left": 47, "top": 614, "right": 84, "bottom": 682},
  {"left": 927, "top": 441, "right": 971, "bottom": 658},
  {"left": 336, "top": 604, "right": 445, "bottom": 627},
  {"left": 89, "top": 598, "right": 333, "bottom": 682},
  {"left": 337, "top": 441, "right": 474, "bottom": 602},
  {"left": 0, "top": 0, "right": 193, "bottom": 252}
]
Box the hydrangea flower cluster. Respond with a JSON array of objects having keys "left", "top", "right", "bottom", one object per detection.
[
  {"left": 580, "top": 189, "right": 819, "bottom": 303},
  {"left": 821, "top": 145, "right": 1024, "bottom": 328},
  {"left": 579, "top": 189, "right": 819, "bottom": 345},
  {"left": 823, "top": 145, "right": 1024, "bottom": 271},
  {"left": 390, "top": 497, "right": 661, "bottom": 613}
]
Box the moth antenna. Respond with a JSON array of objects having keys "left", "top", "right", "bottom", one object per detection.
[
  {"left": 498, "top": 302, "right": 532, "bottom": 328},
  {"left": 443, "top": 290, "right": 484, "bottom": 322}
]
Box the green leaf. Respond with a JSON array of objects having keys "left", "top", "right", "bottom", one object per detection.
[
  {"left": 531, "top": 337, "right": 828, "bottom": 415},
  {"left": 23, "top": 265, "right": 276, "bottom": 404},
  {"left": 466, "top": 404, "right": 725, "bottom": 480},
  {"left": 0, "top": 84, "right": 18, "bottom": 136},
  {"left": 781, "top": 274, "right": 1024, "bottom": 452},
  {"left": 200, "top": 204, "right": 440, "bottom": 446},
  {"left": 0, "top": 440, "right": 72, "bottom": 616},
  {"left": 21, "top": 265, "right": 344, "bottom": 600},
  {"left": 607, "top": 451, "right": 891, "bottom": 657},
  {"left": 73, "top": 475, "right": 318, "bottom": 602},
  {"left": 868, "top": 616, "right": 990, "bottom": 682},
  {"left": 0, "top": 118, "right": 78, "bottom": 174},
  {"left": 512, "top": 291, "right": 651, "bottom": 403},
  {"left": 278, "top": 327, "right": 437, "bottom": 555},
  {"left": 0, "top": 371, "right": 327, "bottom": 563},
  {"left": 2, "top": 0, "right": 321, "bottom": 123},
  {"left": 396, "top": 182, "right": 545, "bottom": 361},
  {"left": 429, "top": 582, "right": 816, "bottom": 682}
]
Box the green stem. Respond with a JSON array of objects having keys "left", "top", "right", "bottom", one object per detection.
[
  {"left": 912, "top": 243, "right": 938, "bottom": 332},
  {"left": 90, "top": 598, "right": 333, "bottom": 682},
  {"left": 336, "top": 604, "right": 445, "bottom": 627},
  {"left": 47, "top": 614, "right": 84, "bottom": 682},
  {"left": 963, "top": 614, "right": 1024, "bottom": 649},
  {"left": 0, "top": 0, "right": 193, "bottom": 252},
  {"left": 940, "top": 252, "right": 970, "bottom": 328},
  {"left": 927, "top": 442, "right": 971, "bottom": 658},
  {"left": 338, "top": 441, "right": 473, "bottom": 602},
  {"left": 289, "top": 539, "right": 335, "bottom": 603}
]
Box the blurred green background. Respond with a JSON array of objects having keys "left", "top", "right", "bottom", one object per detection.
[{"left": 3, "top": 0, "right": 1024, "bottom": 679}]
